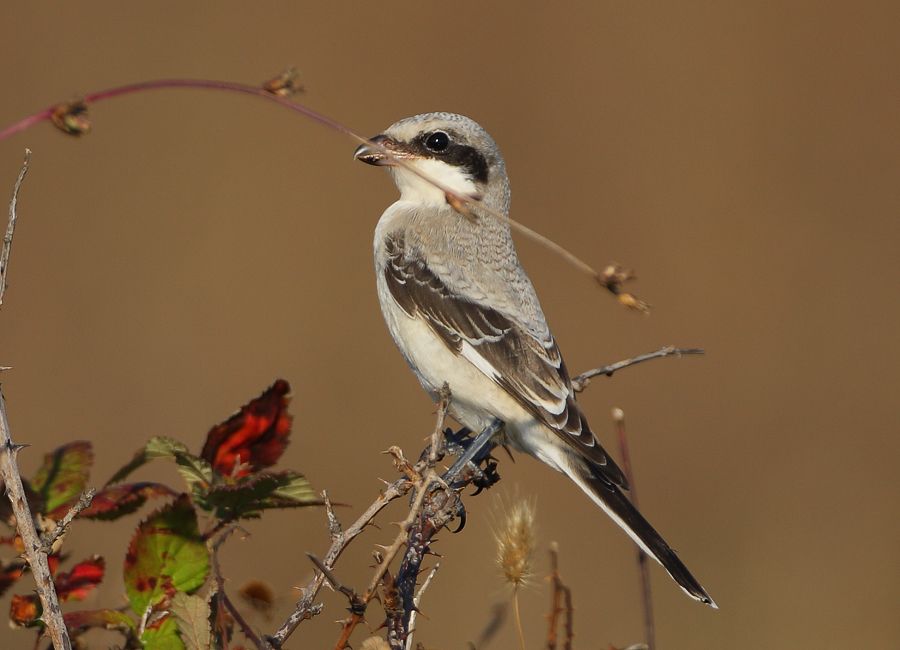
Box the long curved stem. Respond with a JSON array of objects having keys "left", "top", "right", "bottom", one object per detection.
[{"left": 0, "top": 76, "right": 637, "bottom": 304}]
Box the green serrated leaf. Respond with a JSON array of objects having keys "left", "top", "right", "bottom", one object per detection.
[
  {"left": 124, "top": 495, "right": 209, "bottom": 616},
  {"left": 198, "top": 471, "right": 320, "bottom": 521},
  {"left": 31, "top": 441, "right": 93, "bottom": 518},
  {"left": 108, "top": 437, "right": 213, "bottom": 496},
  {"left": 170, "top": 592, "right": 211, "bottom": 650},
  {"left": 141, "top": 614, "right": 185, "bottom": 650},
  {"left": 271, "top": 471, "right": 317, "bottom": 502}
]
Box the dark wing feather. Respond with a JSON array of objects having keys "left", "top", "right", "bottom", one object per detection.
[{"left": 384, "top": 234, "right": 628, "bottom": 489}]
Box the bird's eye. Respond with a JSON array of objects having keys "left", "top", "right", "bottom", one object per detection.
[{"left": 424, "top": 131, "right": 450, "bottom": 152}]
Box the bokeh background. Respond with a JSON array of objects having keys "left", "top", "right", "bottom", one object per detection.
[{"left": 1, "top": 2, "right": 898, "bottom": 648}]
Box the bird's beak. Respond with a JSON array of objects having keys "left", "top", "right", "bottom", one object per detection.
[{"left": 353, "top": 134, "right": 408, "bottom": 166}]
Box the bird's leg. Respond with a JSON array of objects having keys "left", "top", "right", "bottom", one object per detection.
[{"left": 442, "top": 418, "right": 503, "bottom": 486}]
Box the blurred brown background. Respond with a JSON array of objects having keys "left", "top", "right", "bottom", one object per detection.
[{"left": 1, "top": 2, "right": 898, "bottom": 648}]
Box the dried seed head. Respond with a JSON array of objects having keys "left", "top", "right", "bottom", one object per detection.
[
  {"left": 360, "top": 636, "right": 391, "bottom": 650},
  {"left": 494, "top": 498, "right": 537, "bottom": 588}
]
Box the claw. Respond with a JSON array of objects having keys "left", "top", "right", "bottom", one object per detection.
[{"left": 449, "top": 501, "right": 467, "bottom": 533}]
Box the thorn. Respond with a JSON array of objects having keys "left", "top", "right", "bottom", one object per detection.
[{"left": 6, "top": 442, "right": 29, "bottom": 457}]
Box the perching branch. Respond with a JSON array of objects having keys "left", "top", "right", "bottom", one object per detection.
[
  {"left": 571, "top": 346, "right": 704, "bottom": 392},
  {"left": 0, "top": 151, "right": 73, "bottom": 650}
]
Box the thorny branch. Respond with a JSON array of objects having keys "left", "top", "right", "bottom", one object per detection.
[
  {"left": 0, "top": 151, "right": 73, "bottom": 650},
  {"left": 266, "top": 474, "right": 411, "bottom": 647}
]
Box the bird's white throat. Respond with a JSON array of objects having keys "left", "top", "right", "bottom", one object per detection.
[{"left": 390, "top": 158, "right": 478, "bottom": 206}]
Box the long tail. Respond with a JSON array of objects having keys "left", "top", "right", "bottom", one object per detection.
[{"left": 560, "top": 454, "right": 717, "bottom": 608}]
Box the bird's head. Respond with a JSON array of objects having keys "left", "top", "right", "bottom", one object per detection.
[{"left": 354, "top": 112, "right": 510, "bottom": 213}]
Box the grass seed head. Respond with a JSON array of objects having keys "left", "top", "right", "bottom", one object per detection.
[{"left": 495, "top": 498, "right": 537, "bottom": 588}]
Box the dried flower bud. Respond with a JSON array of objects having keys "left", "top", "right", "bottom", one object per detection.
[
  {"left": 617, "top": 292, "right": 650, "bottom": 313},
  {"left": 262, "top": 67, "right": 303, "bottom": 97},
  {"left": 50, "top": 100, "right": 91, "bottom": 136}
]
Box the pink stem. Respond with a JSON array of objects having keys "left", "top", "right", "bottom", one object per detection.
[{"left": 0, "top": 78, "right": 367, "bottom": 144}]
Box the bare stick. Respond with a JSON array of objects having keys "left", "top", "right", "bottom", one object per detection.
[
  {"left": 323, "top": 490, "right": 342, "bottom": 540},
  {"left": 40, "top": 488, "right": 96, "bottom": 553},
  {"left": 0, "top": 151, "right": 72, "bottom": 649},
  {"left": 571, "top": 346, "right": 704, "bottom": 393},
  {"left": 612, "top": 408, "right": 655, "bottom": 650},
  {"left": 1, "top": 149, "right": 30, "bottom": 306},
  {"left": 547, "top": 543, "right": 574, "bottom": 650},
  {"left": 404, "top": 562, "right": 439, "bottom": 650},
  {"left": 306, "top": 553, "right": 364, "bottom": 614}
]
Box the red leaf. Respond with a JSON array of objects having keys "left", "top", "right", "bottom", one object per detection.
[
  {"left": 64, "top": 608, "right": 135, "bottom": 634},
  {"left": 55, "top": 555, "right": 104, "bottom": 602},
  {"left": 80, "top": 482, "right": 177, "bottom": 521},
  {"left": 0, "top": 561, "right": 25, "bottom": 598},
  {"left": 47, "top": 553, "right": 61, "bottom": 577},
  {"left": 200, "top": 379, "right": 292, "bottom": 477},
  {"left": 9, "top": 593, "right": 39, "bottom": 627}
]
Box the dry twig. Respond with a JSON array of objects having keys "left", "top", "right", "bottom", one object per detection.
[
  {"left": 40, "top": 487, "right": 96, "bottom": 553},
  {"left": 613, "top": 408, "right": 655, "bottom": 650},
  {"left": 267, "top": 475, "right": 411, "bottom": 647},
  {"left": 404, "top": 562, "right": 440, "bottom": 650},
  {"left": 571, "top": 346, "right": 704, "bottom": 392},
  {"left": 210, "top": 525, "right": 267, "bottom": 649},
  {"left": 547, "top": 543, "right": 574, "bottom": 650},
  {"left": 0, "top": 150, "right": 73, "bottom": 650},
  {"left": 334, "top": 470, "right": 440, "bottom": 650}
]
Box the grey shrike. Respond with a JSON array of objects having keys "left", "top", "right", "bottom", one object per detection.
[{"left": 355, "top": 112, "right": 715, "bottom": 607}]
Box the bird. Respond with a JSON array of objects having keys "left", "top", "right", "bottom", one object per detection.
[{"left": 354, "top": 112, "right": 716, "bottom": 607}]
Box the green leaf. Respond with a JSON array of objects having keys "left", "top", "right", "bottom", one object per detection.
[
  {"left": 198, "top": 471, "right": 320, "bottom": 521},
  {"left": 108, "top": 437, "right": 213, "bottom": 495},
  {"left": 170, "top": 592, "right": 211, "bottom": 650},
  {"left": 31, "top": 441, "right": 93, "bottom": 519},
  {"left": 141, "top": 614, "right": 185, "bottom": 650},
  {"left": 124, "top": 495, "right": 209, "bottom": 616}
]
